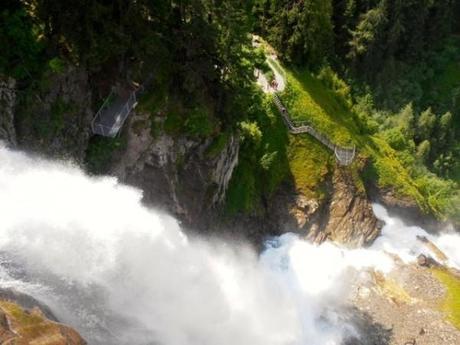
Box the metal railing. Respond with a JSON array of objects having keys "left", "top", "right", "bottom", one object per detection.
[
  {"left": 272, "top": 93, "right": 356, "bottom": 166},
  {"left": 92, "top": 87, "right": 139, "bottom": 138}
]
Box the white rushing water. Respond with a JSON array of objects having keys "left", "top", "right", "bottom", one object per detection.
[{"left": 0, "top": 144, "right": 459, "bottom": 345}]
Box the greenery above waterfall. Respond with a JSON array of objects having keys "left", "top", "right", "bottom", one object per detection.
[{"left": 1, "top": 0, "right": 460, "bottom": 225}]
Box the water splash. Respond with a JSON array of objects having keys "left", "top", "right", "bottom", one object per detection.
[{"left": 0, "top": 145, "right": 458, "bottom": 345}]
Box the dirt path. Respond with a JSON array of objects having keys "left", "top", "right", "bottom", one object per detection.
[{"left": 255, "top": 55, "right": 286, "bottom": 94}]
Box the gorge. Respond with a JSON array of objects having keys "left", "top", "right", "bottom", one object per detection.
[{"left": 1, "top": 1, "right": 460, "bottom": 343}]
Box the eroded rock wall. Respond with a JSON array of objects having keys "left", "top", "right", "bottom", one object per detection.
[{"left": 113, "top": 111, "right": 240, "bottom": 228}]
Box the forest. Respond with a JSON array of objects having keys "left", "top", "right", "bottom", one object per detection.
[{"left": 1, "top": 0, "right": 460, "bottom": 224}]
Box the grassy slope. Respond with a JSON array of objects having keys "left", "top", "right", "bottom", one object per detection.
[
  {"left": 227, "top": 46, "right": 440, "bottom": 215},
  {"left": 274, "top": 59, "right": 430, "bottom": 212}
]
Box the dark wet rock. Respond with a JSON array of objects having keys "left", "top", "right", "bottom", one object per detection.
[
  {"left": 0, "top": 77, "right": 17, "bottom": 147},
  {"left": 15, "top": 66, "right": 93, "bottom": 162},
  {"left": 416, "top": 254, "right": 440, "bottom": 268}
]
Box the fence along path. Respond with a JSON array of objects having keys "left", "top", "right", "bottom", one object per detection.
[{"left": 272, "top": 93, "right": 356, "bottom": 166}]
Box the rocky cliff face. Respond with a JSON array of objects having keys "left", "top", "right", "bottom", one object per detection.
[
  {"left": 0, "top": 77, "right": 17, "bottom": 147},
  {"left": 0, "top": 66, "right": 413, "bottom": 248},
  {"left": 370, "top": 185, "right": 448, "bottom": 234},
  {"left": 262, "top": 163, "right": 381, "bottom": 248},
  {"left": 15, "top": 66, "right": 93, "bottom": 162},
  {"left": 113, "top": 111, "right": 239, "bottom": 229},
  {"left": 109, "top": 109, "right": 382, "bottom": 247},
  {"left": 311, "top": 167, "right": 382, "bottom": 247}
]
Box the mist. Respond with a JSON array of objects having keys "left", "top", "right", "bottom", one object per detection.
[{"left": 0, "top": 144, "right": 458, "bottom": 345}]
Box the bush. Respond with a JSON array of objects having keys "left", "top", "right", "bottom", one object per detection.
[
  {"left": 48, "top": 57, "right": 65, "bottom": 74},
  {"left": 317, "top": 65, "right": 352, "bottom": 107},
  {"left": 85, "top": 136, "right": 126, "bottom": 174}
]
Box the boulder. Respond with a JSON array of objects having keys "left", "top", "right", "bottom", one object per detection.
[{"left": 0, "top": 298, "right": 86, "bottom": 345}]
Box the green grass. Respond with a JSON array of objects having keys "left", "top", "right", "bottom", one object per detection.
[
  {"left": 287, "top": 135, "right": 331, "bottom": 198},
  {"left": 433, "top": 269, "right": 460, "bottom": 329},
  {"left": 244, "top": 47, "right": 453, "bottom": 217},
  {"left": 277, "top": 59, "right": 454, "bottom": 217},
  {"left": 226, "top": 51, "right": 435, "bottom": 214},
  {"left": 280, "top": 66, "right": 357, "bottom": 147}
]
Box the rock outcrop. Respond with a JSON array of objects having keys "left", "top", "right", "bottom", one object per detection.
[
  {"left": 0, "top": 289, "right": 86, "bottom": 345},
  {"left": 268, "top": 165, "right": 381, "bottom": 248},
  {"left": 0, "top": 77, "right": 17, "bottom": 147},
  {"left": 369, "top": 185, "right": 448, "bottom": 233},
  {"left": 317, "top": 167, "right": 382, "bottom": 247},
  {"left": 15, "top": 66, "right": 93, "bottom": 162},
  {"left": 113, "top": 111, "right": 239, "bottom": 228}
]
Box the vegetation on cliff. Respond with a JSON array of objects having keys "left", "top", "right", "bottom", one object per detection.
[{"left": 1, "top": 0, "right": 459, "bottom": 225}]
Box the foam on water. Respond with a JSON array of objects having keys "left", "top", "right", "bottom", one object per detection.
[{"left": 0, "top": 144, "right": 458, "bottom": 345}]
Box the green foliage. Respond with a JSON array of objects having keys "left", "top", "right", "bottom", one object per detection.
[
  {"left": 0, "top": 7, "right": 44, "bottom": 79},
  {"left": 225, "top": 94, "right": 291, "bottom": 214},
  {"left": 317, "top": 65, "right": 352, "bottom": 107},
  {"left": 32, "top": 98, "right": 74, "bottom": 140},
  {"left": 416, "top": 140, "right": 431, "bottom": 163},
  {"left": 85, "top": 136, "right": 126, "bottom": 174},
  {"left": 5, "top": 0, "right": 459, "bottom": 225},
  {"left": 382, "top": 128, "right": 409, "bottom": 151},
  {"left": 347, "top": 2, "right": 387, "bottom": 63},
  {"left": 417, "top": 107, "right": 437, "bottom": 141},
  {"left": 162, "top": 103, "right": 216, "bottom": 139},
  {"left": 47, "top": 57, "right": 65, "bottom": 74},
  {"left": 239, "top": 121, "right": 262, "bottom": 145},
  {"left": 254, "top": 0, "right": 334, "bottom": 67},
  {"left": 205, "top": 132, "right": 230, "bottom": 159},
  {"left": 184, "top": 107, "right": 215, "bottom": 138}
]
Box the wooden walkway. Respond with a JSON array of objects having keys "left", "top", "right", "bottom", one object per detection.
[{"left": 272, "top": 93, "right": 355, "bottom": 166}]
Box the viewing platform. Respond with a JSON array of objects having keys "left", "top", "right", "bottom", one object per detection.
[{"left": 92, "top": 82, "right": 144, "bottom": 137}]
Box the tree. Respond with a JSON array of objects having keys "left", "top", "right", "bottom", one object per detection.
[
  {"left": 416, "top": 140, "right": 431, "bottom": 163},
  {"left": 254, "top": 0, "right": 334, "bottom": 67},
  {"left": 0, "top": 4, "right": 44, "bottom": 79},
  {"left": 416, "top": 107, "right": 436, "bottom": 141},
  {"left": 347, "top": 1, "right": 387, "bottom": 73},
  {"left": 397, "top": 102, "right": 415, "bottom": 137}
]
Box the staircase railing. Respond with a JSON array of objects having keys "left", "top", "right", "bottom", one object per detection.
[{"left": 272, "top": 93, "right": 355, "bottom": 166}]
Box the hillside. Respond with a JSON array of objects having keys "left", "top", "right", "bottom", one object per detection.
[
  {"left": 0, "top": 0, "right": 458, "bottom": 234},
  {"left": 226, "top": 39, "right": 459, "bottom": 232}
]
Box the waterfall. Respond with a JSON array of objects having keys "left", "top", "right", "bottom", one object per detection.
[{"left": 0, "top": 144, "right": 458, "bottom": 345}]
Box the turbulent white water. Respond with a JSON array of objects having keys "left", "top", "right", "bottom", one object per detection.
[{"left": 0, "top": 145, "right": 459, "bottom": 345}]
